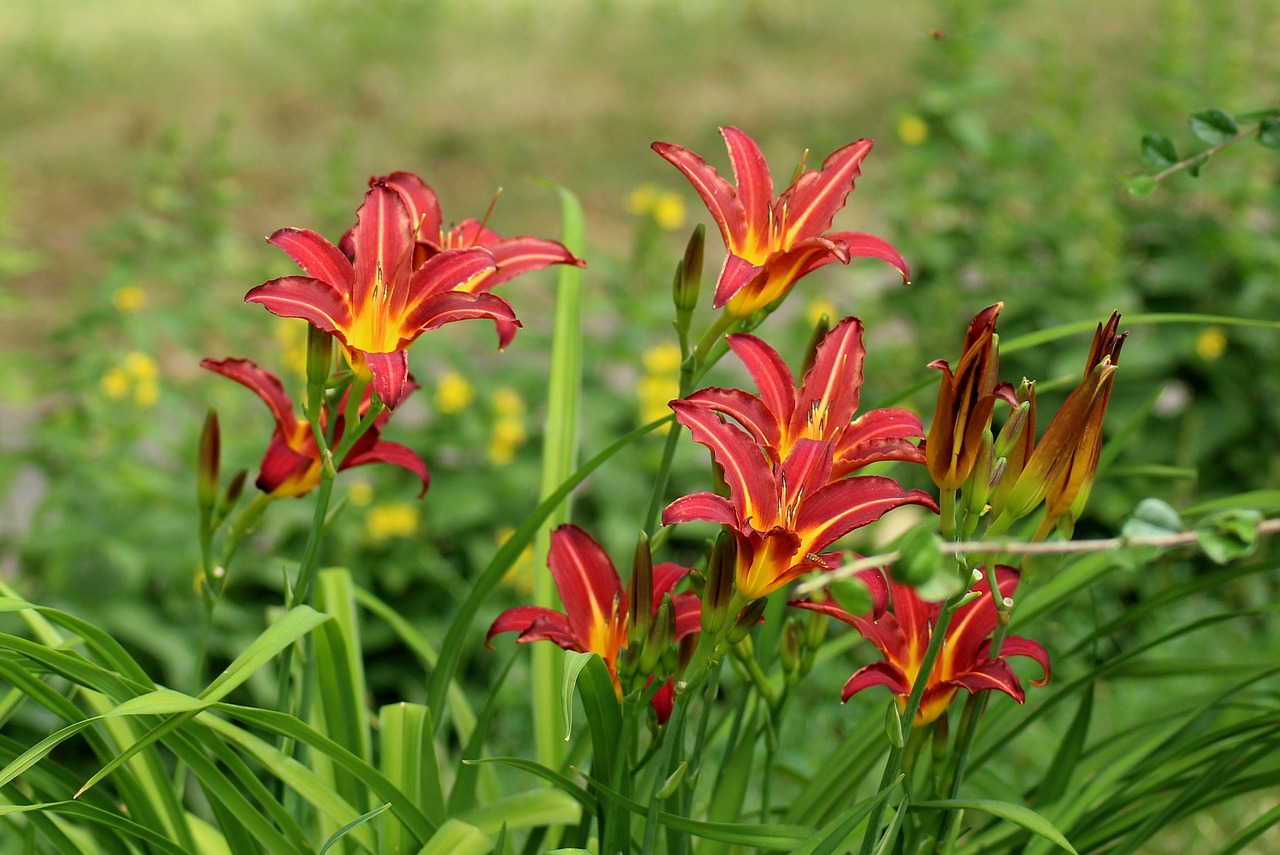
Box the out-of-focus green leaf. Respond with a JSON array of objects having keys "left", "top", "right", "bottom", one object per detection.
[
  {"left": 1196, "top": 509, "right": 1262, "bottom": 564},
  {"left": 1124, "top": 175, "right": 1157, "bottom": 199},
  {"left": 418, "top": 818, "right": 491, "bottom": 855},
  {"left": 1188, "top": 109, "right": 1239, "bottom": 145},
  {"left": 1258, "top": 117, "right": 1280, "bottom": 149},
  {"left": 1121, "top": 497, "right": 1182, "bottom": 540},
  {"left": 1139, "top": 133, "right": 1178, "bottom": 168},
  {"left": 317, "top": 803, "right": 389, "bottom": 855},
  {"left": 913, "top": 799, "right": 1077, "bottom": 853}
]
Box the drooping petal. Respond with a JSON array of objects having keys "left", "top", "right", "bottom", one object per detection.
[
  {"left": 721, "top": 126, "right": 774, "bottom": 254},
  {"left": 256, "top": 432, "right": 319, "bottom": 497},
  {"left": 681, "top": 387, "right": 781, "bottom": 453},
  {"left": 362, "top": 349, "right": 412, "bottom": 411},
  {"left": 841, "top": 660, "right": 911, "bottom": 702},
  {"left": 268, "top": 228, "right": 356, "bottom": 293},
  {"left": 401, "top": 291, "right": 520, "bottom": 346},
  {"left": 982, "top": 635, "right": 1052, "bottom": 687},
  {"left": 651, "top": 140, "right": 747, "bottom": 251},
  {"left": 661, "top": 492, "right": 739, "bottom": 528},
  {"left": 200, "top": 357, "right": 302, "bottom": 437},
  {"left": 946, "top": 658, "right": 1026, "bottom": 705},
  {"left": 245, "top": 275, "right": 353, "bottom": 338},
  {"left": 486, "top": 606, "right": 577, "bottom": 650},
  {"left": 795, "top": 477, "right": 938, "bottom": 554},
  {"left": 834, "top": 408, "right": 927, "bottom": 477},
  {"left": 452, "top": 230, "right": 585, "bottom": 291},
  {"left": 778, "top": 138, "right": 873, "bottom": 244},
  {"left": 546, "top": 525, "right": 623, "bottom": 650},
  {"left": 670, "top": 591, "right": 702, "bottom": 641},
  {"left": 723, "top": 239, "right": 846, "bottom": 315},
  {"left": 342, "top": 439, "right": 430, "bottom": 498},
  {"left": 827, "top": 231, "right": 911, "bottom": 283},
  {"left": 712, "top": 253, "right": 766, "bottom": 308}
]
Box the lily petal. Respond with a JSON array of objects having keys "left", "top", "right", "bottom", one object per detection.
[
  {"left": 778, "top": 138, "right": 873, "bottom": 244},
  {"left": 651, "top": 140, "right": 746, "bottom": 250},
  {"left": 841, "top": 660, "right": 911, "bottom": 702},
  {"left": 245, "top": 275, "right": 353, "bottom": 337},
  {"left": 343, "top": 439, "right": 430, "bottom": 498},
  {"left": 268, "top": 228, "right": 355, "bottom": 293}
]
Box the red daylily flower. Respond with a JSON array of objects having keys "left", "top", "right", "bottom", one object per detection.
[
  {"left": 201, "top": 357, "right": 428, "bottom": 499},
  {"left": 652, "top": 126, "right": 909, "bottom": 317},
  {"left": 678, "top": 316, "right": 926, "bottom": 477},
  {"left": 663, "top": 402, "right": 936, "bottom": 602},
  {"left": 245, "top": 178, "right": 513, "bottom": 410},
  {"left": 487, "top": 525, "right": 700, "bottom": 702},
  {"left": 354, "top": 172, "right": 585, "bottom": 347},
  {"left": 795, "top": 566, "right": 1050, "bottom": 725}
]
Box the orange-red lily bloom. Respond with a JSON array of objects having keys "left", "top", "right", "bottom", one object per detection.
[
  {"left": 652, "top": 127, "right": 909, "bottom": 317},
  {"left": 487, "top": 525, "right": 700, "bottom": 701},
  {"left": 663, "top": 406, "right": 935, "bottom": 603},
  {"left": 355, "top": 172, "right": 585, "bottom": 347},
  {"left": 795, "top": 566, "right": 1050, "bottom": 725},
  {"left": 678, "top": 316, "right": 926, "bottom": 477},
  {"left": 245, "top": 178, "right": 513, "bottom": 410},
  {"left": 926, "top": 303, "right": 1005, "bottom": 491},
  {"left": 202, "top": 357, "right": 428, "bottom": 498}
]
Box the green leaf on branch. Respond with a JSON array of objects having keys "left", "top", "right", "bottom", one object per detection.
[
  {"left": 1189, "top": 109, "right": 1239, "bottom": 145},
  {"left": 1124, "top": 175, "right": 1158, "bottom": 199},
  {"left": 1139, "top": 133, "right": 1178, "bottom": 168},
  {"left": 1258, "top": 117, "right": 1280, "bottom": 150},
  {"left": 1196, "top": 509, "right": 1262, "bottom": 564},
  {"left": 560, "top": 649, "right": 596, "bottom": 742},
  {"left": 1121, "top": 498, "right": 1182, "bottom": 540}
]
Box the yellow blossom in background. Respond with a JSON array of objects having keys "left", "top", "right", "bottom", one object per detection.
[
  {"left": 100, "top": 367, "right": 131, "bottom": 400},
  {"left": 639, "top": 342, "right": 683, "bottom": 423},
  {"left": 496, "top": 527, "right": 535, "bottom": 594},
  {"left": 365, "top": 502, "right": 419, "bottom": 543},
  {"left": 112, "top": 285, "right": 146, "bottom": 312},
  {"left": 488, "top": 417, "right": 526, "bottom": 466},
  {"left": 627, "top": 184, "right": 657, "bottom": 216},
  {"left": 435, "top": 370, "right": 474, "bottom": 414},
  {"left": 1196, "top": 327, "right": 1227, "bottom": 361},
  {"left": 642, "top": 342, "right": 683, "bottom": 375},
  {"left": 652, "top": 191, "right": 686, "bottom": 230},
  {"left": 806, "top": 297, "right": 839, "bottom": 329},
  {"left": 347, "top": 481, "right": 374, "bottom": 507},
  {"left": 491, "top": 386, "right": 526, "bottom": 418},
  {"left": 101, "top": 351, "right": 160, "bottom": 407},
  {"left": 627, "top": 184, "right": 686, "bottom": 231},
  {"left": 897, "top": 114, "right": 929, "bottom": 146},
  {"left": 274, "top": 320, "right": 310, "bottom": 379}
]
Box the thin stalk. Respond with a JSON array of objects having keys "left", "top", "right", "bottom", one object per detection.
[{"left": 858, "top": 590, "right": 966, "bottom": 855}]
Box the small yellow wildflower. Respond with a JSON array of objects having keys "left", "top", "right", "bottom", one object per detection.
[
  {"left": 112, "top": 286, "right": 146, "bottom": 312},
  {"left": 347, "top": 481, "right": 374, "bottom": 507},
  {"left": 653, "top": 191, "right": 687, "bottom": 231},
  {"left": 274, "top": 320, "right": 310, "bottom": 379},
  {"left": 365, "top": 502, "right": 420, "bottom": 543},
  {"left": 488, "top": 417, "right": 526, "bottom": 466},
  {"left": 435, "top": 370, "right": 474, "bottom": 414},
  {"left": 806, "top": 297, "right": 839, "bottom": 329},
  {"left": 491, "top": 386, "right": 526, "bottom": 418},
  {"left": 897, "top": 114, "right": 929, "bottom": 146},
  {"left": 101, "top": 352, "right": 160, "bottom": 407},
  {"left": 1196, "top": 327, "right": 1227, "bottom": 361}
]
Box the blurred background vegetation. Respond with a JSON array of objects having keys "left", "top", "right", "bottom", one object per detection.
[{"left": 1, "top": 0, "right": 1279, "bottom": 847}]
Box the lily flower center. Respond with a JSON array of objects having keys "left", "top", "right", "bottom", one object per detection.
[{"left": 348, "top": 263, "right": 401, "bottom": 354}]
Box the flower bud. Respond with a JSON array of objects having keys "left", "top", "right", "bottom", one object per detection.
[
  {"left": 639, "top": 595, "right": 675, "bottom": 676},
  {"left": 926, "top": 304, "right": 1003, "bottom": 491},
  {"left": 628, "top": 531, "right": 655, "bottom": 649},
  {"left": 197, "top": 409, "right": 221, "bottom": 526},
  {"left": 674, "top": 224, "right": 705, "bottom": 314},
  {"left": 779, "top": 616, "right": 805, "bottom": 675},
  {"left": 701, "top": 530, "right": 737, "bottom": 637},
  {"left": 727, "top": 596, "right": 768, "bottom": 645}
]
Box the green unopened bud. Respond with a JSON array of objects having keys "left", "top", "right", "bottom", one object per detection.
[
  {"left": 640, "top": 595, "right": 675, "bottom": 676},
  {"left": 629, "top": 531, "right": 654, "bottom": 649},
  {"left": 701, "top": 530, "right": 737, "bottom": 637},
  {"left": 727, "top": 596, "right": 768, "bottom": 645},
  {"left": 885, "top": 703, "right": 905, "bottom": 748},
  {"left": 994, "top": 400, "right": 1031, "bottom": 460},
  {"left": 961, "top": 429, "right": 996, "bottom": 524},
  {"left": 305, "top": 326, "right": 334, "bottom": 418},
  {"left": 801, "top": 314, "right": 833, "bottom": 378},
  {"left": 674, "top": 224, "right": 704, "bottom": 314},
  {"left": 779, "top": 617, "right": 804, "bottom": 675},
  {"left": 805, "top": 605, "right": 828, "bottom": 651},
  {"left": 197, "top": 409, "right": 221, "bottom": 525}
]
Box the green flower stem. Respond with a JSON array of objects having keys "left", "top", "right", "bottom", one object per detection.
[
  {"left": 859, "top": 589, "right": 965, "bottom": 855},
  {"left": 939, "top": 489, "right": 958, "bottom": 541}
]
